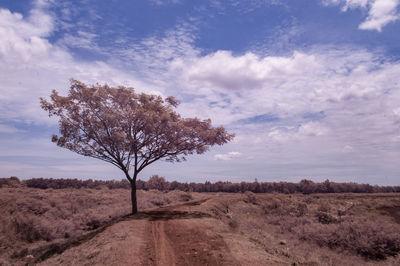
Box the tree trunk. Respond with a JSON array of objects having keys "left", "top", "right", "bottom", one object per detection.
[
  {"left": 123, "top": 169, "right": 138, "bottom": 215},
  {"left": 131, "top": 181, "right": 138, "bottom": 214}
]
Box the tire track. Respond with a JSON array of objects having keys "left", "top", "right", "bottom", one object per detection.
[{"left": 150, "top": 221, "right": 176, "bottom": 266}]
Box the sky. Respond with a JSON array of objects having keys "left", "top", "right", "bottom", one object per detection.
[{"left": 0, "top": 0, "right": 399, "bottom": 185}]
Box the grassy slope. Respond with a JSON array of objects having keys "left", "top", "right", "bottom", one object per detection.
[
  {"left": 0, "top": 187, "right": 204, "bottom": 265},
  {"left": 204, "top": 192, "right": 400, "bottom": 265}
]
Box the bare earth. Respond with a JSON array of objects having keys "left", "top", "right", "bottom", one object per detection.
[{"left": 38, "top": 198, "right": 288, "bottom": 266}]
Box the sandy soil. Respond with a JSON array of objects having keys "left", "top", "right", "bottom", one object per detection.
[{"left": 38, "top": 198, "right": 288, "bottom": 266}]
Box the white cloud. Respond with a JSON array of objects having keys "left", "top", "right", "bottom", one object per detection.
[
  {"left": 266, "top": 122, "right": 328, "bottom": 143},
  {"left": 176, "top": 50, "right": 319, "bottom": 91},
  {"left": 299, "top": 122, "right": 329, "bottom": 137},
  {"left": 168, "top": 46, "right": 400, "bottom": 184},
  {"left": 214, "top": 151, "right": 242, "bottom": 161},
  {"left": 393, "top": 107, "right": 400, "bottom": 117},
  {"left": 359, "top": 0, "right": 400, "bottom": 31},
  {"left": 172, "top": 47, "right": 400, "bottom": 131},
  {"left": 1, "top": 1, "right": 400, "bottom": 182},
  {"left": 324, "top": 0, "right": 400, "bottom": 31},
  {"left": 58, "top": 30, "right": 99, "bottom": 50},
  {"left": 267, "top": 127, "right": 295, "bottom": 142},
  {"left": 0, "top": 2, "right": 152, "bottom": 125},
  {"left": 343, "top": 145, "right": 355, "bottom": 152},
  {"left": 0, "top": 8, "right": 52, "bottom": 63},
  {"left": 112, "top": 21, "right": 199, "bottom": 81},
  {"left": 0, "top": 124, "right": 21, "bottom": 134},
  {"left": 150, "top": 0, "right": 181, "bottom": 5}
]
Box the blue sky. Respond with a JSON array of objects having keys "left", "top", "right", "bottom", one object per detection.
[{"left": 1, "top": 0, "right": 400, "bottom": 185}]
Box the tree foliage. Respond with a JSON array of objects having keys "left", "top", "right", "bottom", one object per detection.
[
  {"left": 17, "top": 176, "right": 400, "bottom": 194},
  {"left": 40, "top": 79, "right": 234, "bottom": 213}
]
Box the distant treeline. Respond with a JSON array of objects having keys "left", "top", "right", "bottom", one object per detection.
[{"left": 1, "top": 175, "right": 399, "bottom": 194}]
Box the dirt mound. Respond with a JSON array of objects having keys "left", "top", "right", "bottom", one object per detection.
[
  {"left": 33, "top": 193, "right": 400, "bottom": 266},
  {"left": 36, "top": 197, "right": 280, "bottom": 266}
]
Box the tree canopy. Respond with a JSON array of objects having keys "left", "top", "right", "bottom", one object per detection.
[{"left": 40, "top": 79, "right": 234, "bottom": 213}]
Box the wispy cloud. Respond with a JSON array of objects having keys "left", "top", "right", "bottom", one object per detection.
[
  {"left": 0, "top": 1, "right": 149, "bottom": 124},
  {"left": 1, "top": 0, "right": 400, "bottom": 182},
  {"left": 323, "top": 0, "right": 400, "bottom": 31},
  {"left": 58, "top": 30, "right": 100, "bottom": 50},
  {"left": 0, "top": 124, "right": 22, "bottom": 134},
  {"left": 210, "top": 0, "right": 285, "bottom": 14},
  {"left": 110, "top": 21, "right": 199, "bottom": 80},
  {"left": 214, "top": 151, "right": 242, "bottom": 161},
  {"left": 150, "top": 0, "right": 181, "bottom": 6}
]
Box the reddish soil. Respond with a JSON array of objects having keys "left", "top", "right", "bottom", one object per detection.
[
  {"left": 139, "top": 199, "right": 240, "bottom": 265},
  {"left": 141, "top": 206, "right": 240, "bottom": 265},
  {"left": 38, "top": 198, "right": 280, "bottom": 266}
]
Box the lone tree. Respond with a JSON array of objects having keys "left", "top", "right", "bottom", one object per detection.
[{"left": 40, "top": 80, "right": 234, "bottom": 214}]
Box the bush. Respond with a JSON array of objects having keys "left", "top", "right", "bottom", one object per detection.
[
  {"left": 297, "top": 218, "right": 400, "bottom": 260},
  {"left": 12, "top": 215, "right": 54, "bottom": 242},
  {"left": 86, "top": 218, "right": 101, "bottom": 230},
  {"left": 316, "top": 211, "right": 338, "bottom": 224},
  {"left": 228, "top": 219, "right": 238, "bottom": 230},
  {"left": 243, "top": 191, "right": 258, "bottom": 205},
  {"left": 179, "top": 193, "right": 193, "bottom": 202},
  {"left": 295, "top": 203, "right": 308, "bottom": 217},
  {"left": 0, "top": 177, "right": 21, "bottom": 188}
]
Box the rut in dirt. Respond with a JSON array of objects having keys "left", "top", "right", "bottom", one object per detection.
[
  {"left": 142, "top": 198, "right": 240, "bottom": 266},
  {"left": 143, "top": 220, "right": 241, "bottom": 266},
  {"left": 30, "top": 198, "right": 213, "bottom": 264}
]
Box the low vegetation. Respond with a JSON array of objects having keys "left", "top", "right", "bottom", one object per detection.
[
  {"left": 1, "top": 177, "right": 399, "bottom": 265},
  {"left": 208, "top": 192, "right": 400, "bottom": 264},
  {"left": 0, "top": 185, "right": 203, "bottom": 265}
]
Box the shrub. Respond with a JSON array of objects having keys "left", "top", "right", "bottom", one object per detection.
[
  {"left": 179, "top": 193, "right": 193, "bottom": 202},
  {"left": 316, "top": 211, "right": 338, "bottom": 224},
  {"left": 296, "top": 218, "right": 400, "bottom": 260},
  {"left": 296, "top": 203, "right": 308, "bottom": 217},
  {"left": 262, "top": 198, "right": 281, "bottom": 214},
  {"left": 0, "top": 177, "right": 21, "bottom": 188},
  {"left": 12, "top": 215, "right": 54, "bottom": 242},
  {"left": 228, "top": 219, "right": 239, "bottom": 230},
  {"left": 243, "top": 191, "right": 258, "bottom": 205},
  {"left": 86, "top": 218, "right": 101, "bottom": 230}
]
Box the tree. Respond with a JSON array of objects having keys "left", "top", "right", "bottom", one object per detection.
[
  {"left": 146, "top": 175, "right": 169, "bottom": 191},
  {"left": 40, "top": 79, "right": 234, "bottom": 214}
]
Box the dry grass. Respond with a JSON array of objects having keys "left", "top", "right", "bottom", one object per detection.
[
  {"left": 2, "top": 187, "right": 400, "bottom": 266},
  {"left": 0, "top": 187, "right": 203, "bottom": 265},
  {"left": 205, "top": 192, "right": 400, "bottom": 265}
]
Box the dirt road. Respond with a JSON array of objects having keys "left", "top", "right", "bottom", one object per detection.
[
  {"left": 140, "top": 202, "right": 240, "bottom": 266},
  {"left": 38, "top": 198, "right": 287, "bottom": 266}
]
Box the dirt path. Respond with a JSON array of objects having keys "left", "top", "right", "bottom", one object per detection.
[
  {"left": 139, "top": 199, "right": 239, "bottom": 266},
  {"left": 38, "top": 198, "right": 283, "bottom": 266},
  {"left": 148, "top": 220, "right": 176, "bottom": 265},
  {"left": 142, "top": 219, "right": 240, "bottom": 266}
]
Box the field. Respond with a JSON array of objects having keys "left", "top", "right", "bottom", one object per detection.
[{"left": 1, "top": 186, "right": 400, "bottom": 265}]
